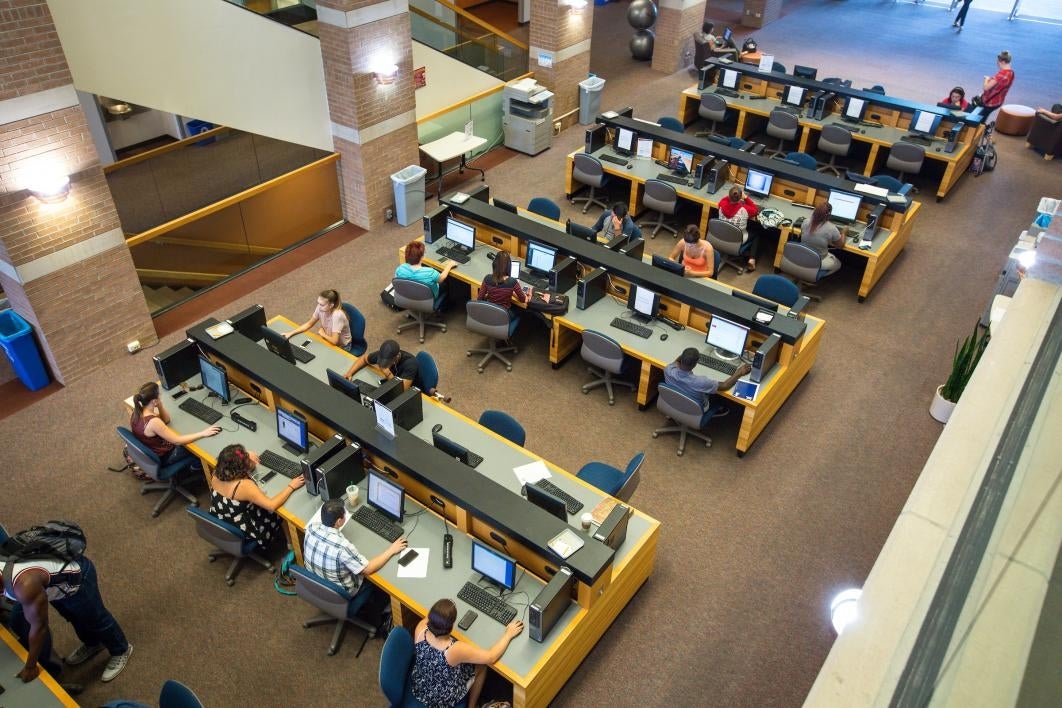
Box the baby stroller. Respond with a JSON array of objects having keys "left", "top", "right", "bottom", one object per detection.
[{"left": 971, "top": 121, "right": 997, "bottom": 176}]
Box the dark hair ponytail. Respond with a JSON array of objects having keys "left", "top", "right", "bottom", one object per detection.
[{"left": 132, "top": 382, "right": 160, "bottom": 424}]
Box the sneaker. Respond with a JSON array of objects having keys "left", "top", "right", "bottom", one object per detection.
[
  {"left": 64, "top": 643, "right": 104, "bottom": 666},
  {"left": 101, "top": 644, "right": 133, "bottom": 682}
]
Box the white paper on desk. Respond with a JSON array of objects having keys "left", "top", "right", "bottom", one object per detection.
[
  {"left": 397, "top": 548, "right": 430, "bottom": 578},
  {"left": 854, "top": 183, "right": 889, "bottom": 198},
  {"left": 758, "top": 55, "right": 774, "bottom": 72},
  {"left": 513, "top": 460, "right": 551, "bottom": 486},
  {"left": 636, "top": 138, "right": 653, "bottom": 158}
]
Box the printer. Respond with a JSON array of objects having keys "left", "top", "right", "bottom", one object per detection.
[{"left": 503, "top": 78, "right": 554, "bottom": 156}]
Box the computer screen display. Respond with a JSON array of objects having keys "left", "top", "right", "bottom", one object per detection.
[
  {"left": 326, "top": 368, "right": 363, "bottom": 402},
  {"left": 509, "top": 259, "right": 521, "bottom": 279},
  {"left": 616, "top": 127, "right": 635, "bottom": 153},
  {"left": 668, "top": 147, "right": 694, "bottom": 173},
  {"left": 844, "top": 96, "right": 867, "bottom": 122},
  {"left": 526, "top": 241, "right": 557, "bottom": 273},
  {"left": 706, "top": 315, "right": 750, "bottom": 359},
  {"left": 446, "top": 217, "right": 475, "bottom": 249},
  {"left": 276, "top": 407, "right": 308, "bottom": 454},
  {"left": 525, "top": 483, "right": 567, "bottom": 521},
  {"left": 493, "top": 198, "right": 518, "bottom": 214},
  {"left": 783, "top": 85, "right": 805, "bottom": 107},
  {"left": 722, "top": 26, "right": 733, "bottom": 44},
  {"left": 828, "top": 190, "right": 862, "bottom": 222},
  {"left": 911, "top": 110, "right": 942, "bottom": 136},
  {"left": 631, "top": 285, "right": 660, "bottom": 319},
  {"left": 198, "top": 355, "right": 230, "bottom": 403},
  {"left": 719, "top": 69, "right": 740, "bottom": 90},
  {"left": 651, "top": 254, "right": 686, "bottom": 276},
  {"left": 367, "top": 470, "right": 405, "bottom": 523},
  {"left": 793, "top": 65, "right": 818, "bottom": 80},
  {"left": 471, "top": 539, "right": 516, "bottom": 590},
  {"left": 744, "top": 168, "right": 774, "bottom": 197}
]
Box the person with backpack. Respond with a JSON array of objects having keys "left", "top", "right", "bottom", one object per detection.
[{"left": 2, "top": 522, "right": 132, "bottom": 685}]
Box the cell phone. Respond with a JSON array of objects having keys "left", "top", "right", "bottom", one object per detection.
[
  {"left": 302, "top": 340, "right": 312, "bottom": 348},
  {"left": 172, "top": 389, "right": 188, "bottom": 400},
  {"left": 398, "top": 549, "right": 419, "bottom": 566},
  {"left": 259, "top": 470, "right": 277, "bottom": 484},
  {"left": 458, "top": 610, "right": 478, "bottom": 630}
]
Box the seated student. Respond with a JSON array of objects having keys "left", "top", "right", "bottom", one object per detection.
[
  {"left": 939, "top": 86, "right": 970, "bottom": 110},
  {"left": 130, "top": 382, "right": 219, "bottom": 469},
  {"left": 396, "top": 240, "right": 456, "bottom": 301},
  {"left": 799, "top": 202, "right": 844, "bottom": 278},
  {"left": 668, "top": 225, "right": 716, "bottom": 278},
  {"left": 345, "top": 339, "right": 451, "bottom": 402},
  {"left": 209, "top": 443, "right": 304, "bottom": 548},
  {"left": 664, "top": 348, "right": 751, "bottom": 417},
  {"left": 717, "top": 186, "right": 760, "bottom": 271},
  {"left": 477, "top": 251, "right": 529, "bottom": 318},
  {"left": 1035, "top": 104, "right": 1062, "bottom": 120},
  {"left": 695, "top": 21, "right": 738, "bottom": 59},
  {"left": 283, "top": 289, "right": 353, "bottom": 351},
  {"left": 411, "top": 598, "right": 524, "bottom": 708},
  {"left": 592, "top": 202, "right": 639, "bottom": 241}
]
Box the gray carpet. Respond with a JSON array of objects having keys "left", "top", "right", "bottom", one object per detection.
[{"left": 1, "top": 2, "right": 1059, "bottom": 706}]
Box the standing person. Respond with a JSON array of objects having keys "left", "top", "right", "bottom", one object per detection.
[
  {"left": 209, "top": 443, "right": 304, "bottom": 548},
  {"left": 717, "top": 186, "right": 761, "bottom": 271},
  {"left": 799, "top": 202, "right": 844, "bottom": 278},
  {"left": 974, "top": 51, "right": 1015, "bottom": 122},
  {"left": 668, "top": 225, "right": 717, "bottom": 277},
  {"left": 284, "top": 289, "right": 353, "bottom": 351},
  {"left": 664, "top": 347, "right": 750, "bottom": 418},
  {"left": 953, "top": 0, "right": 973, "bottom": 29},
  {"left": 129, "top": 382, "right": 220, "bottom": 468},
  {"left": 592, "top": 202, "right": 639, "bottom": 241},
  {"left": 477, "top": 251, "right": 529, "bottom": 319}
]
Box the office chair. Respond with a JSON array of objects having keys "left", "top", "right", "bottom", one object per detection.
[
  {"left": 379, "top": 627, "right": 470, "bottom": 708},
  {"left": 1027, "top": 104, "right": 1062, "bottom": 159},
  {"left": 869, "top": 174, "right": 904, "bottom": 192},
  {"left": 340, "top": 302, "right": 369, "bottom": 356},
  {"left": 570, "top": 153, "right": 610, "bottom": 214},
  {"left": 772, "top": 61, "right": 786, "bottom": 74},
  {"left": 821, "top": 77, "right": 852, "bottom": 88},
  {"left": 886, "top": 142, "right": 925, "bottom": 192},
  {"left": 116, "top": 427, "right": 199, "bottom": 518},
  {"left": 638, "top": 179, "right": 679, "bottom": 238},
  {"left": 160, "top": 679, "right": 205, "bottom": 708},
  {"left": 752, "top": 274, "right": 800, "bottom": 307},
  {"left": 816, "top": 124, "right": 853, "bottom": 176},
  {"left": 727, "top": 136, "right": 750, "bottom": 150},
  {"left": 0, "top": 522, "right": 8, "bottom": 544},
  {"left": 576, "top": 452, "right": 645, "bottom": 501},
  {"left": 765, "top": 109, "right": 800, "bottom": 157},
  {"left": 779, "top": 241, "right": 825, "bottom": 301},
  {"left": 657, "top": 116, "right": 684, "bottom": 132},
  {"left": 579, "top": 330, "right": 634, "bottom": 405},
  {"left": 465, "top": 300, "right": 519, "bottom": 372},
  {"left": 784, "top": 151, "right": 817, "bottom": 170},
  {"left": 706, "top": 218, "right": 750, "bottom": 275},
  {"left": 290, "top": 564, "right": 380, "bottom": 657},
  {"left": 185, "top": 506, "right": 275, "bottom": 586},
  {"left": 391, "top": 277, "right": 446, "bottom": 344},
  {"left": 695, "top": 93, "right": 728, "bottom": 136},
  {"left": 414, "top": 351, "right": 447, "bottom": 402},
  {"left": 653, "top": 383, "right": 713, "bottom": 456},
  {"left": 863, "top": 84, "right": 886, "bottom": 94},
  {"left": 527, "top": 197, "right": 561, "bottom": 221},
  {"left": 478, "top": 410, "right": 526, "bottom": 447}
]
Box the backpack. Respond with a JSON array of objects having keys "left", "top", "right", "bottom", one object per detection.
[
  {"left": 1, "top": 521, "right": 87, "bottom": 591},
  {"left": 380, "top": 283, "right": 400, "bottom": 311}
]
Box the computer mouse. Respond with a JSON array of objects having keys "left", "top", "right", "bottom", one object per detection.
[
  {"left": 432, "top": 423, "right": 442, "bottom": 434},
  {"left": 626, "top": 163, "right": 633, "bottom": 169},
  {"left": 487, "top": 252, "right": 496, "bottom": 261},
  {"left": 660, "top": 333, "right": 668, "bottom": 341}
]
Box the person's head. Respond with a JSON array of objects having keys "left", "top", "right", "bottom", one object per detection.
[
  {"left": 677, "top": 347, "right": 699, "bottom": 371},
  {"left": 611, "top": 202, "right": 628, "bottom": 219},
  {"left": 810, "top": 201, "right": 832, "bottom": 230},
  {"left": 318, "top": 289, "right": 340, "bottom": 312},
  {"left": 132, "top": 381, "right": 160, "bottom": 422},
  {"left": 728, "top": 185, "right": 742, "bottom": 202},
  {"left": 492, "top": 250, "right": 512, "bottom": 283},
  {"left": 427, "top": 599, "right": 458, "bottom": 636},
  {"left": 320, "top": 499, "right": 346, "bottom": 528},
  {"left": 683, "top": 225, "right": 700, "bottom": 244},
  {"left": 702, "top": 21, "right": 714, "bottom": 35},
  {"left": 949, "top": 86, "right": 966, "bottom": 104},
  {"left": 997, "top": 50, "right": 1011, "bottom": 67},
  {"left": 405, "top": 240, "right": 426, "bottom": 265},
  {"left": 214, "top": 444, "right": 256, "bottom": 481},
  {"left": 377, "top": 339, "right": 401, "bottom": 369}
]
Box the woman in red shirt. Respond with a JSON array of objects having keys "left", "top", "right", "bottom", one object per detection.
[
  {"left": 477, "top": 251, "right": 528, "bottom": 319},
  {"left": 978, "top": 50, "right": 1014, "bottom": 122},
  {"left": 940, "top": 86, "right": 969, "bottom": 111},
  {"left": 717, "top": 186, "right": 760, "bottom": 271},
  {"left": 130, "top": 382, "right": 220, "bottom": 466}
]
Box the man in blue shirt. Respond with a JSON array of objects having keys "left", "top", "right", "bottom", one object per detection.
[
  {"left": 663, "top": 347, "right": 750, "bottom": 416},
  {"left": 592, "top": 202, "right": 641, "bottom": 241},
  {"left": 304, "top": 499, "right": 406, "bottom": 596}
]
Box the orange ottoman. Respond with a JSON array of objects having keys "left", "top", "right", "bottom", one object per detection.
[{"left": 995, "top": 105, "right": 1035, "bottom": 135}]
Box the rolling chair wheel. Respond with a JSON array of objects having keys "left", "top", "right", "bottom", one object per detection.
[
  {"left": 441, "top": 326, "right": 447, "bottom": 332},
  {"left": 418, "top": 337, "right": 425, "bottom": 343},
  {"left": 467, "top": 351, "right": 473, "bottom": 357},
  {"left": 608, "top": 399, "right": 615, "bottom": 406},
  {"left": 477, "top": 367, "right": 484, "bottom": 373},
  {"left": 208, "top": 556, "right": 218, "bottom": 563},
  {"left": 394, "top": 328, "right": 402, "bottom": 334},
  {"left": 303, "top": 622, "right": 311, "bottom": 629},
  {"left": 151, "top": 510, "right": 160, "bottom": 518},
  {"left": 226, "top": 578, "right": 235, "bottom": 586},
  {"left": 327, "top": 648, "right": 337, "bottom": 656},
  {"left": 505, "top": 365, "right": 512, "bottom": 371},
  {"left": 705, "top": 440, "right": 712, "bottom": 447},
  {"left": 652, "top": 432, "right": 659, "bottom": 438},
  {"left": 582, "top": 387, "right": 589, "bottom": 394},
  {"left": 677, "top": 450, "right": 684, "bottom": 456}
]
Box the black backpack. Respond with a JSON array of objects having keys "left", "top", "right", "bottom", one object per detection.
[{"left": 1, "top": 521, "right": 87, "bottom": 590}]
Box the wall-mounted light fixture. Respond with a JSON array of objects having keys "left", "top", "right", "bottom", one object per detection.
[
  {"left": 372, "top": 58, "right": 399, "bottom": 85},
  {"left": 28, "top": 173, "right": 71, "bottom": 204},
  {"left": 561, "top": 0, "right": 588, "bottom": 11}
]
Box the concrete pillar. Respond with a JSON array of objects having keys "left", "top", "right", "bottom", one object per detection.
[
  {"left": 529, "top": 0, "right": 594, "bottom": 129},
  {"left": 0, "top": 0, "right": 156, "bottom": 385},
  {"left": 651, "top": 0, "right": 707, "bottom": 75},
  {"left": 317, "top": 0, "right": 422, "bottom": 229}
]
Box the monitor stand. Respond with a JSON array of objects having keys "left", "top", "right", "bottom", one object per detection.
[
  {"left": 282, "top": 442, "right": 306, "bottom": 456},
  {"left": 713, "top": 346, "right": 741, "bottom": 361},
  {"left": 471, "top": 572, "right": 511, "bottom": 596}
]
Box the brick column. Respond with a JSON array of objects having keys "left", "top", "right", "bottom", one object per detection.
[
  {"left": 0, "top": 0, "right": 156, "bottom": 386},
  {"left": 651, "top": 0, "right": 706, "bottom": 75},
  {"left": 317, "top": 0, "right": 421, "bottom": 230},
  {"left": 529, "top": 0, "right": 594, "bottom": 129}
]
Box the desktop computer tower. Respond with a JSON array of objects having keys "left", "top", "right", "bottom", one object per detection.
[
  {"left": 549, "top": 256, "right": 579, "bottom": 293},
  {"left": 228, "top": 304, "right": 266, "bottom": 342},
  {"left": 576, "top": 268, "right": 607, "bottom": 310},
  {"left": 529, "top": 566, "right": 574, "bottom": 643},
  {"left": 698, "top": 66, "right": 712, "bottom": 91},
  {"left": 593, "top": 503, "right": 631, "bottom": 550},
  {"left": 585, "top": 124, "right": 606, "bottom": 155},
  {"left": 153, "top": 338, "right": 200, "bottom": 390},
  {"left": 386, "top": 387, "right": 424, "bottom": 431},
  {"left": 317, "top": 443, "right": 365, "bottom": 502},
  {"left": 302, "top": 434, "right": 346, "bottom": 496},
  {"left": 368, "top": 377, "right": 405, "bottom": 407},
  {"left": 943, "top": 124, "right": 962, "bottom": 154},
  {"left": 862, "top": 204, "right": 886, "bottom": 242},
  {"left": 808, "top": 91, "right": 834, "bottom": 121},
  {"left": 693, "top": 158, "right": 713, "bottom": 190},
  {"left": 704, "top": 159, "right": 728, "bottom": 194},
  {"left": 750, "top": 334, "right": 781, "bottom": 384},
  {"left": 619, "top": 237, "right": 644, "bottom": 260},
  {"left": 423, "top": 205, "right": 449, "bottom": 244}
]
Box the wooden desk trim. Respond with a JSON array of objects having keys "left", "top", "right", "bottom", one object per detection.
[{"left": 0, "top": 626, "right": 79, "bottom": 707}]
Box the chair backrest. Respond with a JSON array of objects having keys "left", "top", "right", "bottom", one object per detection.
[
  {"left": 0, "top": 522, "right": 9, "bottom": 544},
  {"left": 580, "top": 330, "right": 625, "bottom": 376},
  {"left": 185, "top": 506, "right": 247, "bottom": 557},
  {"left": 767, "top": 109, "right": 799, "bottom": 138},
  {"left": 706, "top": 218, "right": 744, "bottom": 256},
  {"left": 869, "top": 174, "right": 904, "bottom": 192},
  {"left": 391, "top": 277, "right": 435, "bottom": 313},
  {"left": 340, "top": 302, "right": 368, "bottom": 356},
  {"left": 617, "top": 452, "right": 645, "bottom": 502},
  {"left": 290, "top": 564, "right": 352, "bottom": 620},
  {"left": 887, "top": 142, "right": 926, "bottom": 173},
  {"left": 527, "top": 197, "right": 561, "bottom": 221},
  {"left": 752, "top": 274, "right": 800, "bottom": 307},
  {"left": 784, "top": 151, "right": 817, "bottom": 170},
  {"left": 643, "top": 180, "right": 678, "bottom": 214},
  {"left": 864, "top": 84, "right": 886, "bottom": 94},
  {"left": 728, "top": 137, "right": 750, "bottom": 150},
  {"left": 572, "top": 153, "right": 605, "bottom": 188},
  {"left": 657, "top": 383, "right": 706, "bottom": 429},
  {"left": 466, "top": 300, "right": 511, "bottom": 340},
  {"left": 819, "top": 125, "right": 853, "bottom": 154},
  {"left": 160, "top": 679, "right": 205, "bottom": 708},
  {"left": 116, "top": 426, "right": 163, "bottom": 480},
  {"left": 414, "top": 351, "right": 439, "bottom": 393},
  {"left": 478, "top": 410, "right": 527, "bottom": 447},
  {"left": 379, "top": 626, "right": 415, "bottom": 707},
  {"left": 781, "top": 242, "right": 824, "bottom": 284},
  {"left": 657, "top": 116, "right": 684, "bottom": 132},
  {"left": 699, "top": 93, "right": 727, "bottom": 121},
  {"left": 772, "top": 61, "right": 786, "bottom": 74}
]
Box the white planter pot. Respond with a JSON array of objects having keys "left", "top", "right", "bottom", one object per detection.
[{"left": 930, "top": 385, "right": 957, "bottom": 423}]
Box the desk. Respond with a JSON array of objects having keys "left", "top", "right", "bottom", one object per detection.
[
  {"left": 420, "top": 132, "right": 488, "bottom": 199},
  {"left": 0, "top": 626, "right": 78, "bottom": 707}
]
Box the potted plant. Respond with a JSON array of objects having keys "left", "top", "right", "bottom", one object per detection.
[{"left": 930, "top": 322, "right": 991, "bottom": 423}]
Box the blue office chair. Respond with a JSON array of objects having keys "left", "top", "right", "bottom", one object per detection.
[
  {"left": 185, "top": 506, "right": 275, "bottom": 586},
  {"left": 869, "top": 174, "right": 904, "bottom": 192},
  {"left": 657, "top": 116, "right": 684, "bottom": 132},
  {"left": 414, "top": 350, "right": 449, "bottom": 402},
  {"left": 379, "top": 626, "right": 469, "bottom": 708},
  {"left": 653, "top": 383, "right": 714, "bottom": 455},
  {"left": 727, "top": 136, "right": 750, "bottom": 150},
  {"left": 478, "top": 410, "right": 526, "bottom": 447},
  {"left": 772, "top": 61, "right": 786, "bottom": 74},
  {"left": 340, "top": 302, "right": 369, "bottom": 356},
  {"left": 117, "top": 427, "right": 200, "bottom": 518},
  {"left": 784, "top": 151, "right": 817, "bottom": 170},
  {"left": 864, "top": 84, "right": 886, "bottom": 94},
  {"left": 290, "top": 564, "right": 380, "bottom": 657},
  {"left": 0, "top": 522, "right": 8, "bottom": 544},
  {"left": 527, "top": 197, "right": 561, "bottom": 221},
  {"left": 160, "top": 680, "right": 204, "bottom": 708},
  {"left": 752, "top": 274, "right": 800, "bottom": 307},
  {"left": 577, "top": 452, "right": 645, "bottom": 501}
]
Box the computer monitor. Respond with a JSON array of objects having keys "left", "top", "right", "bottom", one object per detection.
[
  {"left": 792, "top": 65, "right": 818, "bottom": 80},
  {"left": 628, "top": 285, "right": 660, "bottom": 322},
  {"left": 471, "top": 539, "right": 516, "bottom": 591},
  {"left": 431, "top": 425, "right": 481, "bottom": 468},
  {"left": 567, "top": 221, "right": 597, "bottom": 242},
  {"left": 706, "top": 315, "right": 749, "bottom": 360},
  {"left": 721, "top": 26, "right": 733, "bottom": 45},
  {"left": 782, "top": 85, "right": 806, "bottom": 108},
  {"left": 668, "top": 147, "right": 694, "bottom": 174},
  {"left": 615, "top": 127, "right": 635, "bottom": 155},
  {"left": 843, "top": 96, "right": 867, "bottom": 122},
  {"left": 525, "top": 483, "right": 567, "bottom": 521},
  {"left": 198, "top": 355, "right": 230, "bottom": 403},
  {"left": 367, "top": 469, "right": 405, "bottom": 523},
  {"left": 493, "top": 198, "right": 518, "bottom": 214},
  {"left": 718, "top": 69, "right": 740, "bottom": 91},
  {"left": 509, "top": 259, "right": 521, "bottom": 280},
  {"left": 619, "top": 237, "right": 644, "bottom": 261},
  {"left": 276, "top": 407, "right": 308, "bottom": 455},
  {"left": 744, "top": 168, "right": 774, "bottom": 197},
  {"left": 910, "top": 110, "right": 942, "bottom": 137},
  {"left": 526, "top": 241, "right": 556, "bottom": 274},
  {"left": 828, "top": 190, "right": 862, "bottom": 224},
  {"left": 261, "top": 325, "right": 297, "bottom": 365},
  {"left": 651, "top": 254, "right": 686, "bottom": 276},
  {"left": 228, "top": 305, "right": 266, "bottom": 342},
  {"left": 326, "top": 368, "right": 363, "bottom": 402},
  {"left": 446, "top": 217, "right": 475, "bottom": 250}
]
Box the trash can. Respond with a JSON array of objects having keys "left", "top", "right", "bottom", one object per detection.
[
  {"left": 185, "top": 119, "right": 216, "bottom": 146},
  {"left": 579, "top": 76, "right": 606, "bottom": 125},
  {"left": 0, "top": 310, "right": 50, "bottom": 391},
  {"left": 391, "top": 165, "right": 428, "bottom": 227}
]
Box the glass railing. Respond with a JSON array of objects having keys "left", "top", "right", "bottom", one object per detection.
[
  {"left": 410, "top": 0, "right": 528, "bottom": 82},
  {"left": 417, "top": 90, "right": 505, "bottom": 157},
  {"left": 222, "top": 0, "right": 320, "bottom": 35}
]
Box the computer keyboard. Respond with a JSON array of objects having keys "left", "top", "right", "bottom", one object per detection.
[
  {"left": 600, "top": 154, "right": 629, "bottom": 166},
  {"left": 519, "top": 270, "right": 550, "bottom": 290},
  {"left": 351, "top": 505, "right": 404, "bottom": 542},
  {"left": 258, "top": 450, "right": 302, "bottom": 479},
  {"left": 902, "top": 134, "right": 932, "bottom": 146},
  {"left": 436, "top": 246, "right": 471, "bottom": 264},
  {"left": 290, "top": 345, "right": 315, "bottom": 364},
  {"left": 178, "top": 398, "right": 223, "bottom": 424},
  {"left": 533, "top": 479, "right": 584, "bottom": 515},
  {"left": 610, "top": 317, "right": 652, "bottom": 339},
  {"left": 698, "top": 352, "right": 739, "bottom": 375},
  {"left": 654, "top": 173, "right": 690, "bottom": 186},
  {"left": 457, "top": 582, "right": 518, "bottom": 625},
  {"left": 715, "top": 88, "right": 739, "bottom": 98}
]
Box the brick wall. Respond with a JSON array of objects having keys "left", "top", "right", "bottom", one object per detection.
[
  {"left": 537, "top": 53, "right": 591, "bottom": 124},
  {"left": 333, "top": 123, "right": 419, "bottom": 228},
  {"left": 652, "top": 3, "right": 705, "bottom": 75},
  {"left": 0, "top": 0, "right": 72, "bottom": 102},
  {"left": 529, "top": 0, "right": 593, "bottom": 128}
]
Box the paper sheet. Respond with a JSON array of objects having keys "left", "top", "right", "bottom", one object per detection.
[
  {"left": 854, "top": 183, "right": 889, "bottom": 198},
  {"left": 548, "top": 530, "right": 585, "bottom": 559},
  {"left": 513, "top": 460, "right": 551, "bottom": 486},
  {"left": 396, "top": 548, "right": 430, "bottom": 578},
  {"left": 636, "top": 138, "right": 653, "bottom": 159}
]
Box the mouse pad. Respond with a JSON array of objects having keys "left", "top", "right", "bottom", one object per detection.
[{"left": 732, "top": 380, "right": 759, "bottom": 402}]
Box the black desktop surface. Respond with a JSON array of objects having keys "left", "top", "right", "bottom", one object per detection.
[
  {"left": 442, "top": 198, "right": 807, "bottom": 345},
  {"left": 186, "top": 320, "right": 614, "bottom": 585}
]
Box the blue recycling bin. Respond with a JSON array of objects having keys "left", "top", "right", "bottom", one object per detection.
[
  {"left": 186, "top": 119, "right": 216, "bottom": 146},
  {"left": 0, "top": 310, "right": 50, "bottom": 391}
]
